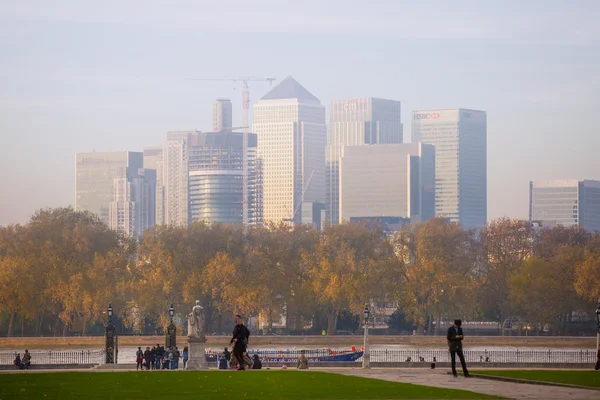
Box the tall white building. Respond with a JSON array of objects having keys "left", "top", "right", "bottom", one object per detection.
[
  {"left": 530, "top": 180, "right": 600, "bottom": 232},
  {"left": 327, "top": 98, "right": 402, "bottom": 224},
  {"left": 163, "top": 131, "right": 201, "bottom": 227},
  {"left": 412, "top": 109, "right": 487, "bottom": 228},
  {"left": 253, "top": 77, "right": 326, "bottom": 225},
  {"left": 108, "top": 168, "right": 156, "bottom": 237}
]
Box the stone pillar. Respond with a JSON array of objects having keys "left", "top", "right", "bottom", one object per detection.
[{"left": 186, "top": 337, "right": 210, "bottom": 370}]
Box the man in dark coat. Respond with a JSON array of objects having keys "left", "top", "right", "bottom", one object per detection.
[
  {"left": 230, "top": 314, "right": 250, "bottom": 371},
  {"left": 447, "top": 319, "right": 470, "bottom": 377}
]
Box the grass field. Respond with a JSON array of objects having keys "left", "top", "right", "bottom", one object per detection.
[
  {"left": 473, "top": 370, "right": 600, "bottom": 389},
  {"left": 0, "top": 371, "right": 500, "bottom": 400}
]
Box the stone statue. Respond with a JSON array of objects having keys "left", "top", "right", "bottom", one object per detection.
[{"left": 187, "top": 300, "right": 204, "bottom": 339}]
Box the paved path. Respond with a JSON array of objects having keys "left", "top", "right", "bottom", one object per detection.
[{"left": 329, "top": 368, "right": 599, "bottom": 400}]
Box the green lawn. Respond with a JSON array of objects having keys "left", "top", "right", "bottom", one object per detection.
[
  {"left": 473, "top": 370, "right": 600, "bottom": 389},
  {"left": 0, "top": 371, "right": 499, "bottom": 400}
]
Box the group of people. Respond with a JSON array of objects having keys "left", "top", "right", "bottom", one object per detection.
[
  {"left": 135, "top": 344, "right": 189, "bottom": 371},
  {"left": 13, "top": 350, "right": 31, "bottom": 370}
]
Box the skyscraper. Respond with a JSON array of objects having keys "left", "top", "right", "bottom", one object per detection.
[
  {"left": 143, "top": 147, "right": 164, "bottom": 225},
  {"left": 213, "top": 98, "right": 233, "bottom": 132},
  {"left": 412, "top": 109, "right": 487, "bottom": 228},
  {"left": 529, "top": 180, "right": 600, "bottom": 232},
  {"left": 339, "top": 143, "right": 434, "bottom": 223},
  {"left": 253, "top": 76, "right": 326, "bottom": 225},
  {"left": 327, "top": 98, "right": 403, "bottom": 224},
  {"left": 108, "top": 168, "right": 156, "bottom": 237},
  {"left": 188, "top": 131, "right": 258, "bottom": 224},
  {"left": 163, "top": 131, "right": 201, "bottom": 226},
  {"left": 75, "top": 151, "right": 143, "bottom": 225}
]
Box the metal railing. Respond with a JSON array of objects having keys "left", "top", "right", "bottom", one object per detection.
[
  {"left": 366, "top": 349, "right": 597, "bottom": 364},
  {"left": 0, "top": 350, "right": 106, "bottom": 365}
]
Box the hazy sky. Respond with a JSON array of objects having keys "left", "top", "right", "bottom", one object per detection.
[{"left": 1, "top": 0, "right": 599, "bottom": 226}]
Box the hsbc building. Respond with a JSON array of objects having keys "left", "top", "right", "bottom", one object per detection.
[{"left": 412, "top": 108, "right": 487, "bottom": 228}]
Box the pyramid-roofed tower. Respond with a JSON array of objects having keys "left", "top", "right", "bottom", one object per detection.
[{"left": 260, "top": 76, "right": 320, "bottom": 103}]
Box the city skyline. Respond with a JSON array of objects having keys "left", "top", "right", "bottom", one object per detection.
[{"left": 1, "top": 1, "right": 599, "bottom": 226}]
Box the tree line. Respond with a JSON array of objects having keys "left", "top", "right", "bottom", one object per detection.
[{"left": 0, "top": 207, "right": 598, "bottom": 337}]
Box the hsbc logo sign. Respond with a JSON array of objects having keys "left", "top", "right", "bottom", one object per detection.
[{"left": 413, "top": 113, "right": 440, "bottom": 120}]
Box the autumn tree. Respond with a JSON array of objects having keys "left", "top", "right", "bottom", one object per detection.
[
  {"left": 390, "top": 218, "right": 478, "bottom": 335},
  {"left": 478, "top": 218, "right": 532, "bottom": 326}
]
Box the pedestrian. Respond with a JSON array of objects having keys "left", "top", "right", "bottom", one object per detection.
[
  {"left": 223, "top": 347, "right": 231, "bottom": 363},
  {"left": 136, "top": 347, "right": 144, "bottom": 370},
  {"left": 230, "top": 314, "right": 250, "bottom": 371},
  {"left": 168, "top": 347, "right": 175, "bottom": 370},
  {"left": 173, "top": 346, "right": 180, "bottom": 370},
  {"left": 595, "top": 348, "right": 600, "bottom": 371},
  {"left": 150, "top": 346, "right": 156, "bottom": 370},
  {"left": 22, "top": 350, "right": 31, "bottom": 370},
  {"left": 14, "top": 354, "right": 22, "bottom": 370},
  {"left": 156, "top": 344, "right": 163, "bottom": 370},
  {"left": 144, "top": 347, "right": 151, "bottom": 370},
  {"left": 251, "top": 354, "right": 262, "bottom": 370},
  {"left": 182, "top": 346, "right": 189, "bottom": 370},
  {"left": 296, "top": 351, "right": 308, "bottom": 370},
  {"left": 218, "top": 353, "right": 229, "bottom": 370},
  {"left": 447, "top": 319, "right": 470, "bottom": 378}
]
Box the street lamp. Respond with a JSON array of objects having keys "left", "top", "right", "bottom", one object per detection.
[
  {"left": 166, "top": 303, "right": 177, "bottom": 349},
  {"left": 362, "top": 304, "right": 370, "bottom": 369},
  {"left": 105, "top": 304, "right": 115, "bottom": 364},
  {"left": 595, "top": 299, "right": 600, "bottom": 359}
]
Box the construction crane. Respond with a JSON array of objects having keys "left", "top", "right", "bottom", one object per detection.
[
  {"left": 187, "top": 77, "right": 276, "bottom": 226},
  {"left": 284, "top": 169, "right": 316, "bottom": 224}
]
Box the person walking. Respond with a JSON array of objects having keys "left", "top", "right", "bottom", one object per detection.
[
  {"left": 595, "top": 348, "right": 600, "bottom": 370},
  {"left": 230, "top": 314, "right": 250, "bottom": 371},
  {"left": 136, "top": 347, "right": 144, "bottom": 371},
  {"left": 447, "top": 319, "right": 470, "bottom": 378},
  {"left": 182, "top": 347, "right": 189, "bottom": 370}
]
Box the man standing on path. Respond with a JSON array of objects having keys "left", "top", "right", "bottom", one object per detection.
[
  {"left": 230, "top": 314, "right": 250, "bottom": 371},
  {"left": 447, "top": 319, "right": 470, "bottom": 378}
]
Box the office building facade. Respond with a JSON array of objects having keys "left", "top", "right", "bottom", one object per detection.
[
  {"left": 108, "top": 168, "right": 156, "bottom": 237},
  {"left": 327, "top": 98, "right": 403, "bottom": 224},
  {"left": 213, "top": 98, "right": 233, "bottom": 132},
  {"left": 75, "top": 151, "right": 143, "bottom": 225},
  {"left": 339, "top": 143, "right": 435, "bottom": 223},
  {"left": 188, "top": 131, "right": 258, "bottom": 224},
  {"left": 143, "top": 147, "right": 164, "bottom": 225},
  {"left": 412, "top": 109, "right": 487, "bottom": 228},
  {"left": 253, "top": 76, "right": 326, "bottom": 226},
  {"left": 162, "top": 131, "right": 201, "bottom": 226},
  {"left": 529, "top": 180, "right": 600, "bottom": 232}
]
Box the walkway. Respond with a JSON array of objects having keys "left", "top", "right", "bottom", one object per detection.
[{"left": 330, "top": 368, "right": 598, "bottom": 400}]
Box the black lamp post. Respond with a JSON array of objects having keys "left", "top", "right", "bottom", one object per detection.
[
  {"left": 166, "top": 303, "right": 177, "bottom": 349},
  {"left": 362, "top": 304, "right": 370, "bottom": 369},
  {"left": 105, "top": 304, "right": 115, "bottom": 364},
  {"left": 595, "top": 299, "right": 600, "bottom": 359}
]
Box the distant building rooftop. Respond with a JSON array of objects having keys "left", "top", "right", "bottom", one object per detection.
[{"left": 260, "top": 76, "right": 320, "bottom": 103}]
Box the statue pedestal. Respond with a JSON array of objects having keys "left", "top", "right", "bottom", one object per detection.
[{"left": 186, "top": 337, "right": 210, "bottom": 370}]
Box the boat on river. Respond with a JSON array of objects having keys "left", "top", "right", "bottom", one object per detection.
[{"left": 205, "top": 348, "right": 363, "bottom": 363}]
